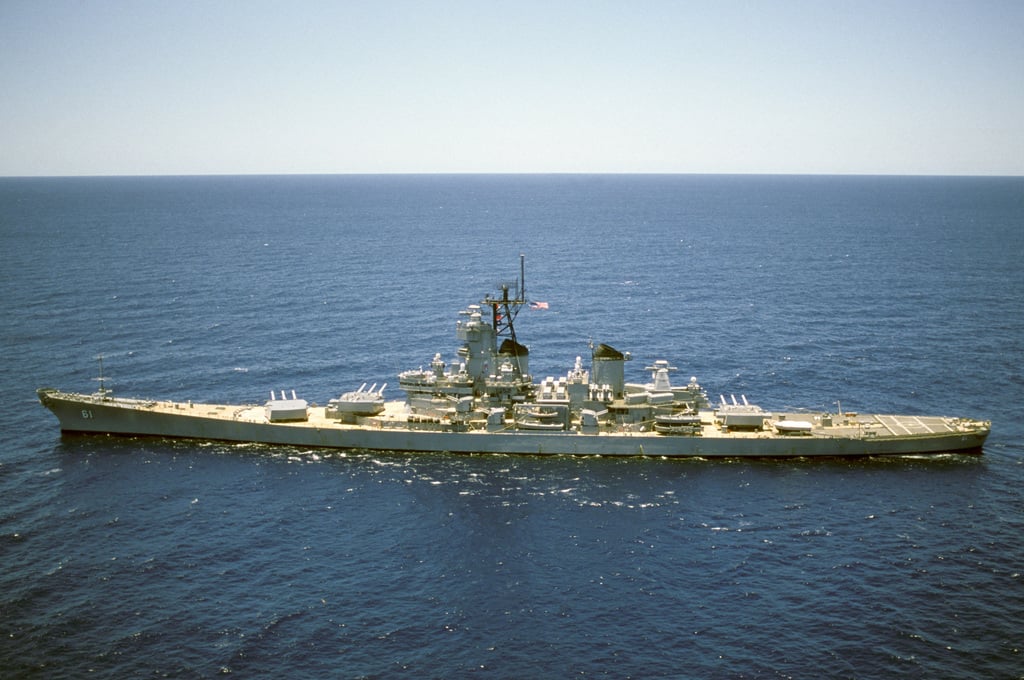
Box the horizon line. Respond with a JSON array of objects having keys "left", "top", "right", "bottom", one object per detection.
[{"left": 3, "top": 171, "right": 1023, "bottom": 180}]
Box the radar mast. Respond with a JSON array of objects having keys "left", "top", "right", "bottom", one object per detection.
[{"left": 483, "top": 253, "right": 527, "bottom": 354}]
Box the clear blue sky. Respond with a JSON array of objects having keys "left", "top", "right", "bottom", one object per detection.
[{"left": 2, "top": 0, "right": 1022, "bottom": 176}]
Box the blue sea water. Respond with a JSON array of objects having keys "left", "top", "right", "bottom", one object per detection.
[{"left": 1, "top": 174, "right": 1022, "bottom": 678}]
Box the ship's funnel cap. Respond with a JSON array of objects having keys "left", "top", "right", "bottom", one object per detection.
[{"left": 592, "top": 343, "right": 625, "bottom": 360}]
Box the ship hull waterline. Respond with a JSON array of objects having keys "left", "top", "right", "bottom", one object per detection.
[{"left": 38, "top": 389, "right": 988, "bottom": 459}]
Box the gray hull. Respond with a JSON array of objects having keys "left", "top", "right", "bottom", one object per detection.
[{"left": 38, "top": 389, "right": 989, "bottom": 458}]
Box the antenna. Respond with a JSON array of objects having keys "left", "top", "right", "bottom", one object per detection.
[
  {"left": 93, "top": 354, "right": 111, "bottom": 400},
  {"left": 520, "top": 252, "right": 525, "bottom": 301}
]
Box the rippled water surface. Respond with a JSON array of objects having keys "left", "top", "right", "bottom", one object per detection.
[{"left": 2, "top": 175, "right": 1022, "bottom": 678}]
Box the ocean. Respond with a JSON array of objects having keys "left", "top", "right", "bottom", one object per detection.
[{"left": 1, "top": 175, "right": 1021, "bottom": 678}]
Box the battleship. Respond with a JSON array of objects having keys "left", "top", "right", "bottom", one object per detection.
[{"left": 38, "top": 257, "right": 989, "bottom": 458}]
